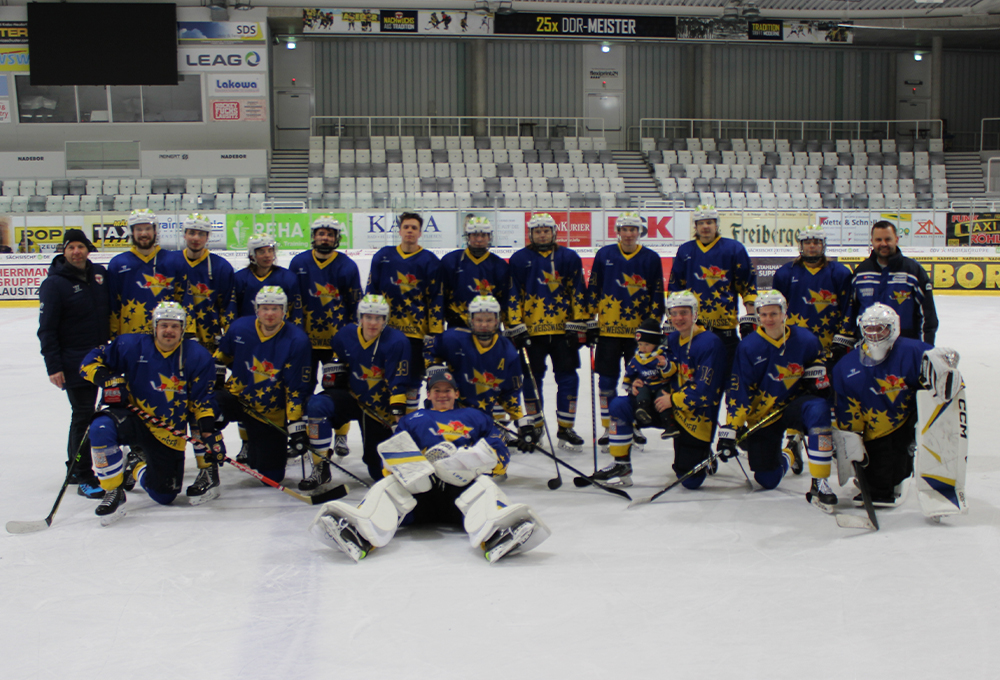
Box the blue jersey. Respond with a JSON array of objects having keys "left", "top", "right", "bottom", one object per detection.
[
  {"left": 832, "top": 337, "right": 931, "bottom": 441},
  {"left": 439, "top": 248, "right": 510, "bottom": 328},
  {"left": 772, "top": 259, "right": 853, "bottom": 352},
  {"left": 395, "top": 406, "right": 510, "bottom": 475},
  {"left": 727, "top": 325, "right": 825, "bottom": 430},
  {"left": 290, "top": 250, "right": 362, "bottom": 350},
  {"left": 431, "top": 329, "right": 523, "bottom": 419},
  {"left": 330, "top": 323, "right": 411, "bottom": 421},
  {"left": 508, "top": 245, "right": 589, "bottom": 336},
  {"left": 80, "top": 333, "right": 215, "bottom": 451},
  {"left": 215, "top": 316, "right": 312, "bottom": 426},
  {"left": 177, "top": 250, "right": 236, "bottom": 349},
  {"left": 367, "top": 245, "right": 443, "bottom": 340},
  {"left": 623, "top": 349, "right": 669, "bottom": 389},
  {"left": 107, "top": 247, "right": 181, "bottom": 337},
  {"left": 662, "top": 327, "right": 728, "bottom": 442},
  {"left": 588, "top": 244, "right": 665, "bottom": 338},
  {"left": 233, "top": 265, "right": 304, "bottom": 324},
  {"left": 668, "top": 237, "right": 757, "bottom": 330}
]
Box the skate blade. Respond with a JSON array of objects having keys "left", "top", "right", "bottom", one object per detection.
[
  {"left": 599, "top": 444, "right": 610, "bottom": 453},
  {"left": 187, "top": 487, "right": 221, "bottom": 506},
  {"left": 486, "top": 523, "right": 535, "bottom": 564},
  {"left": 808, "top": 494, "right": 836, "bottom": 515},
  {"left": 592, "top": 475, "right": 633, "bottom": 488},
  {"left": 631, "top": 441, "right": 645, "bottom": 452},
  {"left": 315, "top": 517, "right": 366, "bottom": 562},
  {"left": 557, "top": 441, "right": 583, "bottom": 453},
  {"left": 99, "top": 506, "right": 127, "bottom": 527}
]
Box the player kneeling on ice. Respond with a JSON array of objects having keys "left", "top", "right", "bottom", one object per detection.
[
  {"left": 719, "top": 290, "right": 838, "bottom": 506},
  {"left": 310, "top": 367, "right": 551, "bottom": 563},
  {"left": 832, "top": 303, "right": 965, "bottom": 512},
  {"left": 80, "top": 302, "right": 223, "bottom": 525}
]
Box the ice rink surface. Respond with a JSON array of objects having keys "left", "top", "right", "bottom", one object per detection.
[{"left": 2, "top": 296, "right": 998, "bottom": 680}]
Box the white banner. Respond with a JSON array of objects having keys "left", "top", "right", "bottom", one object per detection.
[
  {"left": 0, "top": 152, "right": 65, "bottom": 179},
  {"left": 208, "top": 73, "right": 265, "bottom": 97},
  {"left": 140, "top": 149, "right": 267, "bottom": 178},
  {"left": 351, "top": 212, "right": 458, "bottom": 249},
  {"left": 178, "top": 47, "right": 266, "bottom": 72}
]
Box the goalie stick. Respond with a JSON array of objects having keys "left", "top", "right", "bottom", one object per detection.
[
  {"left": 6, "top": 432, "right": 91, "bottom": 535},
  {"left": 834, "top": 461, "right": 879, "bottom": 531},
  {"left": 125, "top": 405, "right": 349, "bottom": 506}
]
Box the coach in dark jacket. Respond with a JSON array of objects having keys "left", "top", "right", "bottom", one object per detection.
[{"left": 38, "top": 229, "right": 111, "bottom": 498}]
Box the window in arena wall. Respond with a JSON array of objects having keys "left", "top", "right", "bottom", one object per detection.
[
  {"left": 141, "top": 74, "right": 202, "bottom": 123},
  {"left": 109, "top": 86, "right": 142, "bottom": 122},
  {"left": 14, "top": 77, "right": 78, "bottom": 123},
  {"left": 78, "top": 86, "right": 110, "bottom": 123}
]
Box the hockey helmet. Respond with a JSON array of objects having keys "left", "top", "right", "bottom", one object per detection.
[
  {"left": 358, "top": 293, "right": 390, "bottom": 320},
  {"left": 247, "top": 233, "right": 278, "bottom": 265},
  {"left": 615, "top": 211, "right": 643, "bottom": 232},
  {"left": 465, "top": 216, "right": 494, "bottom": 236},
  {"left": 755, "top": 289, "right": 787, "bottom": 317},
  {"left": 635, "top": 318, "right": 663, "bottom": 346},
  {"left": 182, "top": 212, "right": 212, "bottom": 234},
  {"left": 666, "top": 290, "right": 699, "bottom": 322},
  {"left": 254, "top": 285, "right": 288, "bottom": 315},
  {"left": 527, "top": 213, "right": 558, "bottom": 231},
  {"left": 797, "top": 224, "right": 827, "bottom": 244},
  {"left": 310, "top": 215, "right": 344, "bottom": 252},
  {"left": 127, "top": 208, "right": 158, "bottom": 230},
  {"left": 468, "top": 294, "right": 501, "bottom": 339},
  {"left": 859, "top": 303, "right": 900, "bottom": 364},
  {"left": 152, "top": 301, "right": 186, "bottom": 331},
  {"left": 692, "top": 205, "right": 719, "bottom": 222}
]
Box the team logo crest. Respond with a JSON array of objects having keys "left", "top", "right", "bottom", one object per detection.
[
  {"left": 695, "top": 265, "right": 728, "bottom": 287},
  {"left": 151, "top": 373, "right": 186, "bottom": 401},
  {"left": 249, "top": 356, "right": 280, "bottom": 383},
  {"left": 805, "top": 289, "right": 837, "bottom": 312},
  {"left": 311, "top": 282, "right": 341, "bottom": 305},
  {"left": 189, "top": 282, "right": 213, "bottom": 303},
  {"left": 873, "top": 374, "right": 908, "bottom": 403},
  {"left": 539, "top": 267, "right": 562, "bottom": 293},
  {"left": 893, "top": 290, "right": 911, "bottom": 305},
  {"left": 468, "top": 278, "right": 493, "bottom": 296},
  {"left": 618, "top": 274, "right": 648, "bottom": 296},
  {"left": 770, "top": 362, "right": 805, "bottom": 389},
  {"left": 471, "top": 369, "right": 501, "bottom": 394},
  {"left": 356, "top": 365, "right": 384, "bottom": 389},
  {"left": 139, "top": 272, "right": 174, "bottom": 296},
  {"left": 394, "top": 271, "right": 420, "bottom": 293},
  {"left": 677, "top": 362, "right": 694, "bottom": 384},
  {"left": 435, "top": 420, "right": 473, "bottom": 442},
  {"left": 94, "top": 274, "right": 104, "bottom": 285}
]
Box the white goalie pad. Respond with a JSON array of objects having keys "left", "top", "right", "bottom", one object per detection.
[
  {"left": 378, "top": 431, "right": 435, "bottom": 493},
  {"left": 454, "top": 476, "right": 551, "bottom": 556},
  {"left": 921, "top": 347, "right": 963, "bottom": 404},
  {"left": 310, "top": 475, "right": 417, "bottom": 550},
  {"left": 916, "top": 388, "right": 969, "bottom": 518},
  {"left": 425, "top": 439, "right": 499, "bottom": 486},
  {"left": 832, "top": 429, "right": 866, "bottom": 487}
]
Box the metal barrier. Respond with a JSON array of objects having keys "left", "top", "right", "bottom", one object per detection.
[
  {"left": 980, "top": 117, "right": 1000, "bottom": 152},
  {"left": 309, "top": 115, "right": 606, "bottom": 139}
]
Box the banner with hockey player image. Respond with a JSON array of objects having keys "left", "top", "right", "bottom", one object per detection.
[
  {"left": 302, "top": 9, "right": 381, "bottom": 34},
  {"left": 418, "top": 10, "right": 492, "bottom": 35}
]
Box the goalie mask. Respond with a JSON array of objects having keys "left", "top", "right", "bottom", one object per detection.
[
  {"left": 468, "top": 295, "right": 501, "bottom": 342},
  {"left": 859, "top": 303, "right": 900, "bottom": 365},
  {"left": 311, "top": 216, "right": 344, "bottom": 254}
]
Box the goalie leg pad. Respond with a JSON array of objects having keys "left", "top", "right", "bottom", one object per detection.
[
  {"left": 833, "top": 429, "right": 866, "bottom": 487},
  {"left": 377, "top": 431, "right": 435, "bottom": 493},
  {"left": 310, "top": 475, "right": 417, "bottom": 551},
  {"left": 916, "top": 389, "right": 969, "bottom": 517},
  {"left": 455, "top": 476, "right": 551, "bottom": 557},
  {"left": 426, "top": 439, "right": 499, "bottom": 486}
]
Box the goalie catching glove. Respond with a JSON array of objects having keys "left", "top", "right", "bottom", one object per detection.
[{"left": 920, "top": 347, "right": 962, "bottom": 404}]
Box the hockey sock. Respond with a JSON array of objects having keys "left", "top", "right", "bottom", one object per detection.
[
  {"left": 308, "top": 417, "right": 333, "bottom": 450},
  {"left": 598, "top": 376, "right": 617, "bottom": 429},
  {"left": 195, "top": 453, "right": 211, "bottom": 470},
  {"left": 92, "top": 445, "right": 125, "bottom": 491},
  {"left": 554, "top": 371, "right": 579, "bottom": 429},
  {"left": 608, "top": 418, "right": 633, "bottom": 459},
  {"left": 806, "top": 431, "right": 833, "bottom": 478},
  {"left": 335, "top": 423, "right": 350, "bottom": 436}
]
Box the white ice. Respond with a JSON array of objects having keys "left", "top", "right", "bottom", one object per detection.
[{"left": 2, "top": 297, "right": 998, "bottom": 680}]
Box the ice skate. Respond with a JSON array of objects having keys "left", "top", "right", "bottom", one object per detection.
[
  {"left": 76, "top": 478, "right": 105, "bottom": 499},
  {"left": 598, "top": 429, "right": 610, "bottom": 453},
  {"left": 806, "top": 477, "right": 838, "bottom": 513},
  {"left": 556, "top": 426, "right": 584, "bottom": 452},
  {"left": 298, "top": 456, "right": 331, "bottom": 491},
  {"left": 784, "top": 434, "right": 804, "bottom": 475},
  {"left": 483, "top": 520, "right": 536, "bottom": 563},
  {"left": 334, "top": 434, "right": 350, "bottom": 457},
  {"left": 317, "top": 516, "right": 371, "bottom": 562},
  {"left": 186, "top": 465, "right": 220, "bottom": 505},
  {"left": 235, "top": 441, "right": 249, "bottom": 465},
  {"left": 95, "top": 487, "right": 126, "bottom": 526},
  {"left": 591, "top": 461, "right": 633, "bottom": 487},
  {"left": 632, "top": 430, "right": 647, "bottom": 450},
  {"left": 122, "top": 448, "right": 143, "bottom": 492}
]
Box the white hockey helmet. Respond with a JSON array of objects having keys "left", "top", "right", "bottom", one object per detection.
[
  {"left": 755, "top": 289, "right": 787, "bottom": 317},
  {"left": 859, "top": 303, "right": 900, "bottom": 364},
  {"left": 615, "top": 211, "right": 643, "bottom": 232},
  {"left": 254, "top": 285, "right": 288, "bottom": 315},
  {"left": 247, "top": 233, "right": 278, "bottom": 264},
  {"left": 152, "top": 301, "right": 186, "bottom": 331},
  {"left": 465, "top": 216, "right": 493, "bottom": 236},
  {"left": 127, "top": 208, "right": 158, "bottom": 230},
  {"left": 468, "top": 294, "right": 501, "bottom": 335},
  {"left": 183, "top": 212, "right": 212, "bottom": 234},
  {"left": 527, "top": 212, "right": 558, "bottom": 231},
  {"left": 797, "top": 224, "right": 827, "bottom": 244},
  {"left": 311, "top": 215, "right": 344, "bottom": 235},
  {"left": 358, "top": 293, "right": 390, "bottom": 320},
  {"left": 693, "top": 204, "right": 719, "bottom": 222},
  {"left": 666, "top": 290, "right": 699, "bottom": 322}
]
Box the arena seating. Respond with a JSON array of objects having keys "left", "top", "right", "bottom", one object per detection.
[
  {"left": 0, "top": 175, "right": 268, "bottom": 213},
  {"left": 307, "top": 135, "right": 624, "bottom": 210},
  {"left": 641, "top": 136, "right": 949, "bottom": 210}
]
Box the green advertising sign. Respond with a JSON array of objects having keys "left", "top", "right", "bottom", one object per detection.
[{"left": 226, "top": 212, "right": 352, "bottom": 251}]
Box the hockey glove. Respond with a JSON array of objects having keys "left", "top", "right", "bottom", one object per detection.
[
  {"left": 586, "top": 320, "right": 600, "bottom": 347},
  {"left": 830, "top": 334, "right": 855, "bottom": 366},
  {"left": 214, "top": 363, "right": 228, "bottom": 391},
  {"left": 504, "top": 324, "right": 529, "bottom": 350},
  {"left": 565, "top": 321, "right": 588, "bottom": 350},
  {"left": 389, "top": 403, "right": 406, "bottom": 420},
  {"left": 100, "top": 375, "right": 129, "bottom": 406},
  {"left": 198, "top": 417, "right": 227, "bottom": 465},
  {"left": 716, "top": 427, "right": 738, "bottom": 461},
  {"left": 803, "top": 365, "right": 831, "bottom": 399},
  {"left": 321, "top": 362, "right": 349, "bottom": 390},
  {"left": 287, "top": 421, "right": 309, "bottom": 457},
  {"left": 515, "top": 417, "right": 538, "bottom": 453},
  {"left": 738, "top": 314, "right": 759, "bottom": 340}
]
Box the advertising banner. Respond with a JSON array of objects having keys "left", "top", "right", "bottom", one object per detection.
[
  {"left": 946, "top": 212, "right": 1000, "bottom": 246},
  {"left": 178, "top": 48, "right": 266, "bottom": 72},
  {"left": 0, "top": 261, "right": 50, "bottom": 300},
  {"left": 495, "top": 12, "right": 675, "bottom": 38},
  {"left": 303, "top": 8, "right": 381, "bottom": 33},
  {"left": 515, "top": 211, "right": 592, "bottom": 248},
  {"left": 837, "top": 255, "right": 1000, "bottom": 293},
  {"left": 227, "top": 213, "right": 334, "bottom": 252},
  {"left": 718, "top": 210, "right": 811, "bottom": 248},
  {"left": 352, "top": 212, "right": 458, "bottom": 249},
  {"left": 208, "top": 73, "right": 266, "bottom": 98},
  {"left": 605, "top": 211, "right": 689, "bottom": 245},
  {"left": 210, "top": 99, "right": 267, "bottom": 122},
  {"left": 0, "top": 151, "right": 67, "bottom": 179},
  {"left": 417, "top": 10, "right": 492, "bottom": 35},
  {"left": 379, "top": 10, "right": 418, "bottom": 33},
  {"left": 0, "top": 22, "right": 27, "bottom": 72},
  {"left": 748, "top": 21, "right": 783, "bottom": 41},
  {"left": 0, "top": 100, "right": 9, "bottom": 123},
  {"left": 140, "top": 149, "right": 267, "bottom": 178},
  {"left": 178, "top": 21, "right": 266, "bottom": 44},
  {"left": 783, "top": 20, "right": 852, "bottom": 44}
]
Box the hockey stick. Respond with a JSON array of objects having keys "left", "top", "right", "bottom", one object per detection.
[
  {"left": 125, "top": 404, "right": 349, "bottom": 505},
  {"left": 6, "top": 431, "right": 91, "bottom": 535},
  {"left": 234, "top": 394, "right": 371, "bottom": 489},
  {"left": 495, "top": 421, "right": 631, "bottom": 500},
  {"left": 520, "top": 345, "right": 562, "bottom": 490},
  {"left": 628, "top": 406, "right": 787, "bottom": 507},
  {"left": 835, "top": 461, "right": 879, "bottom": 531},
  {"left": 590, "top": 346, "right": 598, "bottom": 475}
]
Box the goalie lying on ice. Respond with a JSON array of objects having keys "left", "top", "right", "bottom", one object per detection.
[{"left": 309, "top": 367, "right": 551, "bottom": 563}]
